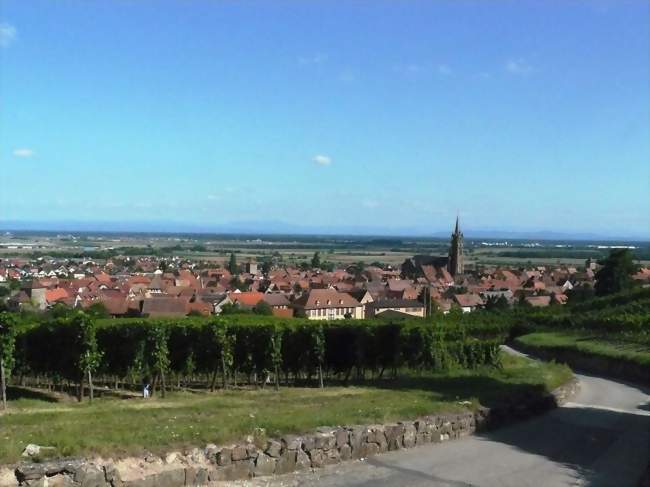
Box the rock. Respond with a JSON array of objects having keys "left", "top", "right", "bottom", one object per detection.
[
  {"left": 103, "top": 464, "right": 123, "bottom": 487},
  {"left": 358, "top": 442, "right": 380, "bottom": 458},
  {"left": 384, "top": 424, "right": 405, "bottom": 450},
  {"left": 349, "top": 426, "right": 368, "bottom": 459},
  {"left": 22, "top": 444, "right": 41, "bottom": 458},
  {"left": 274, "top": 450, "right": 297, "bottom": 475},
  {"left": 295, "top": 449, "right": 311, "bottom": 471},
  {"left": 313, "top": 432, "right": 336, "bottom": 450},
  {"left": 281, "top": 435, "right": 302, "bottom": 451},
  {"left": 216, "top": 448, "right": 232, "bottom": 466},
  {"left": 335, "top": 429, "right": 349, "bottom": 448},
  {"left": 46, "top": 474, "right": 76, "bottom": 487},
  {"left": 164, "top": 452, "right": 180, "bottom": 465},
  {"left": 401, "top": 422, "right": 417, "bottom": 448},
  {"left": 246, "top": 443, "right": 259, "bottom": 460},
  {"left": 15, "top": 464, "right": 46, "bottom": 482},
  {"left": 231, "top": 445, "right": 248, "bottom": 462},
  {"left": 253, "top": 453, "right": 276, "bottom": 477},
  {"left": 187, "top": 448, "right": 205, "bottom": 464},
  {"left": 265, "top": 440, "right": 282, "bottom": 458},
  {"left": 308, "top": 449, "right": 326, "bottom": 468},
  {"left": 191, "top": 468, "right": 208, "bottom": 486},
  {"left": 209, "top": 460, "right": 252, "bottom": 482},
  {"left": 73, "top": 464, "right": 107, "bottom": 487},
  {"left": 339, "top": 444, "right": 352, "bottom": 461},
  {"left": 151, "top": 468, "right": 185, "bottom": 487}
]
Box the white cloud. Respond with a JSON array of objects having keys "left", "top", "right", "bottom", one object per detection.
[
  {"left": 505, "top": 58, "right": 534, "bottom": 76},
  {"left": 13, "top": 148, "right": 34, "bottom": 158},
  {"left": 0, "top": 22, "right": 16, "bottom": 48},
  {"left": 313, "top": 154, "right": 331, "bottom": 166},
  {"left": 207, "top": 194, "right": 220, "bottom": 201},
  {"left": 437, "top": 64, "right": 453, "bottom": 76}
]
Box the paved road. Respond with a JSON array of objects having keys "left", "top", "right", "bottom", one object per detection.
[{"left": 248, "top": 355, "right": 650, "bottom": 487}]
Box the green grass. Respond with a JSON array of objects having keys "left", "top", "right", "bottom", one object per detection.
[
  {"left": 515, "top": 331, "right": 650, "bottom": 367},
  {"left": 0, "top": 353, "right": 571, "bottom": 465}
]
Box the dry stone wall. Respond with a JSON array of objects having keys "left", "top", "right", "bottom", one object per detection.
[{"left": 4, "top": 378, "right": 579, "bottom": 487}]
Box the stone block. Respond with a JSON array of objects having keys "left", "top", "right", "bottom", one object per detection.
[
  {"left": 151, "top": 469, "right": 185, "bottom": 487},
  {"left": 295, "top": 449, "right": 312, "bottom": 471},
  {"left": 357, "top": 442, "right": 380, "bottom": 458},
  {"left": 231, "top": 445, "right": 248, "bottom": 462},
  {"left": 384, "top": 424, "right": 405, "bottom": 451},
  {"left": 281, "top": 435, "right": 302, "bottom": 451},
  {"left": 335, "top": 429, "right": 349, "bottom": 448},
  {"left": 401, "top": 422, "right": 416, "bottom": 448},
  {"left": 216, "top": 448, "right": 232, "bottom": 466},
  {"left": 45, "top": 475, "right": 76, "bottom": 487},
  {"left": 275, "top": 450, "right": 297, "bottom": 475},
  {"left": 209, "top": 460, "right": 252, "bottom": 481},
  {"left": 265, "top": 440, "right": 282, "bottom": 458},
  {"left": 73, "top": 465, "right": 108, "bottom": 487},
  {"left": 314, "top": 432, "right": 336, "bottom": 450},
  {"left": 339, "top": 444, "right": 352, "bottom": 461},
  {"left": 253, "top": 453, "right": 276, "bottom": 477}
]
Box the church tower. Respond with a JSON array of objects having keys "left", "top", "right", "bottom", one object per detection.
[{"left": 448, "top": 216, "right": 464, "bottom": 276}]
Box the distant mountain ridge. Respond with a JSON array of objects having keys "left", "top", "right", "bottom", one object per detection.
[{"left": 0, "top": 219, "right": 648, "bottom": 242}]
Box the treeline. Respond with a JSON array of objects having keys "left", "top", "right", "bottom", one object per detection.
[{"left": 3, "top": 314, "right": 507, "bottom": 402}]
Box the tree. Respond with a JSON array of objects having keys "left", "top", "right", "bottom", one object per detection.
[
  {"left": 227, "top": 253, "right": 239, "bottom": 275},
  {"left": 311, "top": 251, "right": 321, "bottom": 269},
  {"left": 86, "top": 302, "right": 110, "bottom": 319},
  {"left": 72, "top": 312, "right": 102, "bottom": 403},
  {"left": 0, "top": 312, "right": 17, "bottom": 410},
  {"left": 595, "top": 249, "right": 637, "bottom": 296},
  {"left": 253, "top": 301, "right": 273, "bottom": 316},
  {"left": 149, "top": 325, "right": 170, "bottom": 398}
]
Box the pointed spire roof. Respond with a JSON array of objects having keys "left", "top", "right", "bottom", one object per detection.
[{"left": 454, "top": 215, "right": 460, "bottom": 234}]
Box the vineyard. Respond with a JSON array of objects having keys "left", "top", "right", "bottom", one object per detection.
[{"left": 0, "top": 313, "right": 509, "bottom": 403}]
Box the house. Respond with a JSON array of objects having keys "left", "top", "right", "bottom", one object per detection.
[
  {"left": 293, "top": 289, "right": 363, "bottom": 320},
  {"left": 453, "top": 293, "right": 484, "bottom": 313},
  {"left": 347, "top": 289, "right": 374, "bottom": 318},
  {"left": 141, "top": 296, "right": 189, "bottom": 318},
  {"left": 262, "top": 293, "right": 294, "bottom": 318},
  {"left": 524, "top": 295, "right": 552, "bottom": 308},
  {"left": 367, "top": 299, "right": 425, "bottom": 318}
]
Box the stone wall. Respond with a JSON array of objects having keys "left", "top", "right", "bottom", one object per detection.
[{"left": 4, "top": 379, "right": 578, "bottom": 487}]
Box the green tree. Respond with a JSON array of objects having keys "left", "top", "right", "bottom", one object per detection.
[
  {"left": 149, "top": 325, "right": 170, "bottom": 398},
  {"left": 311, "top": 251, "right": 321, "bottom": 269},
  {"left": 595, "top": 249, "right": 637, "bottom": 296},
  {"left": 253, "top": 300, "right": 273, "bottom": 316},
  {"left": 73, "top": 312, "right": 103, "bottom": 403},
  {"left": 0, "top": 312, "right": 18, "bottom": 410},
  {"left": 228, "top": 253, "right": 239, "bottom": 275}
]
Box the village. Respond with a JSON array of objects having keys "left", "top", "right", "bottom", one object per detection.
[{"left": 2, "top": 221, "right": 648, "bottom": 320}]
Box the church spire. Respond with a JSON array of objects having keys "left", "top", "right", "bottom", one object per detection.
[{"left": 448, "top": 216, "right": 464, "bottom": 277}]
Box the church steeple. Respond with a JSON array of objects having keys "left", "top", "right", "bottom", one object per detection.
[{"left": 448, "top": 217, "right": 464, "bottom": 277}]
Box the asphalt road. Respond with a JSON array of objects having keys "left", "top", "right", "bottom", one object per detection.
[{"left": 249, "top": 354, "right": 650, "bottom": 487}]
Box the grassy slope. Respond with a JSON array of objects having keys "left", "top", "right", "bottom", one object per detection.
[
  {"left": 515, "top": 331, "right": 650, "bottom": 367},
  {"left": 0, "top": 353, "right": 570, "bottom": 465}
]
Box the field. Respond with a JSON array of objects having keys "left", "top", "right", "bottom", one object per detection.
[
  {"left": 0, "top": 353, "right": 571, "bottom": 465},
  {"left": 1, "top": 231, "right": 649, "bottom": 268}
]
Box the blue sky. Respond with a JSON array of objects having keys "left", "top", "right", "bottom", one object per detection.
[{"left": 1, "top": 1, "right": 649, "bottom": 238}]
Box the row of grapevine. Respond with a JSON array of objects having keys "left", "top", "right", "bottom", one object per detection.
[{"left": 5, "top": 313, "right": 505, "bottom": 398}]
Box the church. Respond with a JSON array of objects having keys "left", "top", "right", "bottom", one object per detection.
[{"left": 401, "top": 217, "right": 465, "bottom": 280}]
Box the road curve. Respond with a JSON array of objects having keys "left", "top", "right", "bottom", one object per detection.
[{"left": 249, "top": 353, "right": 650, "bottom": 487}]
